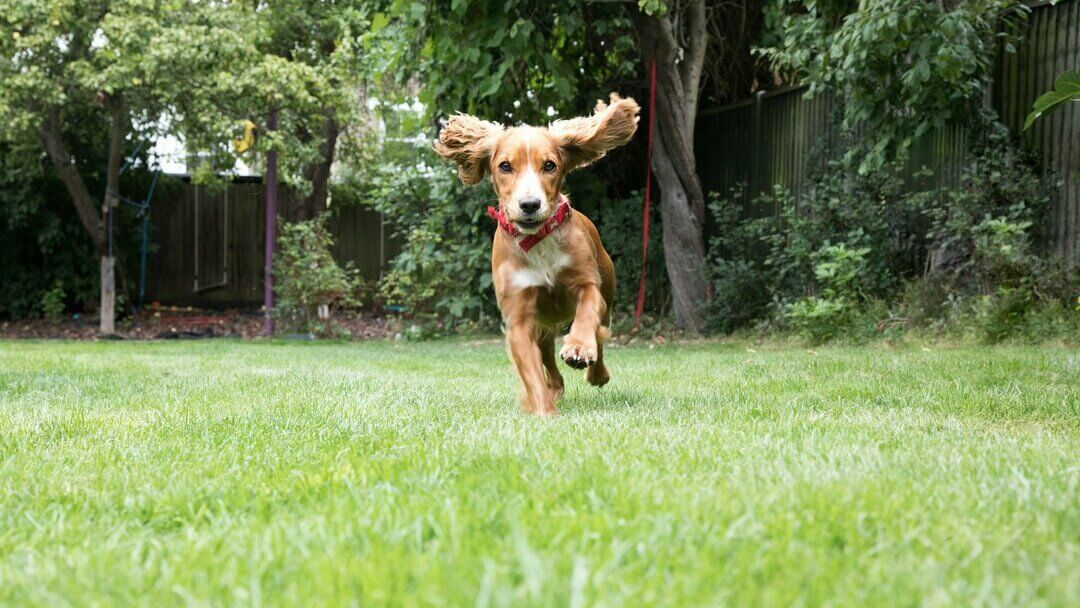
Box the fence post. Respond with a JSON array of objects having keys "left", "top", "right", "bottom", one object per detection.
[{"left": 749, "top": 90, "right": 766, "bottom": 202}]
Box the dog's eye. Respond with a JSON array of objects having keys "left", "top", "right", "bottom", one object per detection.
[
  {"left": 498, "top": 161, "right": 512, "bottom": 173},
  {"left": 542, "top": 160, "right": 557, "bottom": 173}
]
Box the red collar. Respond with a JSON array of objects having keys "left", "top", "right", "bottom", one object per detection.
[{"left": 487, "top": 194, "right": 573, "bottom": 253}]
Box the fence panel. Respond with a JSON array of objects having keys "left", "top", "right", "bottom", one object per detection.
[
  {"left": 995, "top": 0, "right": 1080, "bottom": 260},
  {"left": 145, "top": 179, "right": 393, "bottom": 307},
  {"left": 696, "top": 0, "right": 1079, "bottom": 262}
]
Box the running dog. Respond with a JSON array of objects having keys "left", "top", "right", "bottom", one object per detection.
[{"left": 435, "top": 93, "right": 639, "bottom": 415}]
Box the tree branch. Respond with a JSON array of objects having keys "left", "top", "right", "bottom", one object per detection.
[
  {"left": 680, "top": 0, "right": 707, "bottom": 128},
  {"left": 37, "top": 106, "right": 104, "bottom": 253}
]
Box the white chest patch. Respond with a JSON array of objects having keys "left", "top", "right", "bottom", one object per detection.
[{"left": 508, "top": 235, "right": 571, "bottom": 289}]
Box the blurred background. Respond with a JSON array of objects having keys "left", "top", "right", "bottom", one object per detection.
[{"left": 1, "top": 0, "right": 1076, "bottom": 343}]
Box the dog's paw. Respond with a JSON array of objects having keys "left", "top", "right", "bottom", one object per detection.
[
  {"left": 586, "top": 363, "right": 610, "bottom": 387},
  {"left": 560, "top": 337, "right": 597, "bottom": 369}
]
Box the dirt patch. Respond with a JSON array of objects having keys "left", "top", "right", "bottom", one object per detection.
[{"left": 0, "top": 308, "right": 396, "bottom": 341}]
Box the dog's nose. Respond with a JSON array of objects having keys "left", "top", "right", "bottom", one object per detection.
[{"left": 519, "top": 197, "right": 541, "bottom": 215}]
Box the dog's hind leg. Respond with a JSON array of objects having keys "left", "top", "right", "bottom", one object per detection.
[
  {"left": 539, "top": 330, "right": 565, "bottom": 397},
  {"left": 585, "top": 328, "right": 611, "bottom": 387}
]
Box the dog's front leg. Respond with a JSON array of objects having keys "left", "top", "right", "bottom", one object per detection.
[
  {"left": 560, "top": 283, "right": 606, "bottom": 370},
  {"left": 505, "top": 299, "right": 558, "bottom": 416}
]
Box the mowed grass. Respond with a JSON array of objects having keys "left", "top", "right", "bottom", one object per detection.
[{"left": 0, "top": 339, "right": 1076, "bottom": 607}]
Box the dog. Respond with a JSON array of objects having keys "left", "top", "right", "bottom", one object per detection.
[{"left": 435, "top": 93, "right": 640, "bottom": 415}]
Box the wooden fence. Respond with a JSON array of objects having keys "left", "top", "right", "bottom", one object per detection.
[
  {"left": 145, "top": 178, "right": 394, "bottom": 307},
  {"left": 695, "top": 0, "right": 1079, "bottom": 262}
]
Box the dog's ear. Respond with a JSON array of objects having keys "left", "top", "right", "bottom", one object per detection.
[
  {"left": 434, "top": 113, "right": 504, "bottom": 185},
  {"left": 549, "top": 93, "right": 640, "bottom": 170}
]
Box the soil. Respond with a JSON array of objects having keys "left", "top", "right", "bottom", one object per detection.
[{"left": 0, "top": 307, "right": 396, "bottom": 341}]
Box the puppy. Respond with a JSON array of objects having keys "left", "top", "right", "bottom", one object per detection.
[{"left": 435, "top": 94, "right": 640, "bottom": 415}]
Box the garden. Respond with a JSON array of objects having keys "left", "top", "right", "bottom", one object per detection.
[{"left": 1, "top": 0, "right": 1078, "bottom": 605}]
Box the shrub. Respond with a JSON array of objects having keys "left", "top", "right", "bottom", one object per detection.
[
  {"left": 40, "top": 280, "right": 66, "bottom": 320},
  {"left": 594, "top": 188, "right": 669, "bottom": 319},
  {"left": 273, "top": 213, "right": 363, "bottom": 337},
  {"left": 703, "top": 128, "right": 1074, "bottom": 344},
  {"left": 784, "top": 242, "right": 872, "bottom": 343},
  {"left": 707, "top": 156, "right": 928, "bottom": 334},
  {"left": 345, "top": 150, "right": 497, "bottom": 333},
  {"left": 924, "top": 138, "right": 1050, "bottom": 290}
]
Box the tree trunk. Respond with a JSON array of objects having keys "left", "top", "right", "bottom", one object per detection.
[
  {"left": 302, "top": 108, "right": 339, "bottom": 218},
  {"left": 635, "top": 3, "right": 710, "bottom": 333},
  {"left": 38, "top": 100, "right": 130, "bottom": 335},
  {"left": 99, "top": 95, "right": 128, "bottom": 335}
]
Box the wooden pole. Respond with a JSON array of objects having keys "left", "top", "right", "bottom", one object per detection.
[{"left": 263, "top": 110, "right": 279, "bottom": 337}]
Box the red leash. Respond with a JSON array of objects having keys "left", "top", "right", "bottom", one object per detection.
[{"left": 633, "top": 57, "right": 657, "bottom": 329}]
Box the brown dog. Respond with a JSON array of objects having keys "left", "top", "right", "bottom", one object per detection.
[{"left": 435, "top": 94, "right": 640, "bottom": 415}]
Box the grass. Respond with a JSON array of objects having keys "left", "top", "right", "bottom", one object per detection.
[{"left": 0, "top": 339, "right": 1076, "bottom": 607}]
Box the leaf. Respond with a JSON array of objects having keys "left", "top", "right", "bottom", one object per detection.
[
  {"left": 370, "top": 12, "right": 389, "bottom": 32},
  {"left": 1024, "top": 70, "right": 1080, "bottom": 131}
]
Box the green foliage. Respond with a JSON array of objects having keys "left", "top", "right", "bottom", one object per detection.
[
  {"left": 760, "top": 0, "right": 1028, "bottom": 171},
  {"left": 705, "top": 133, "right": 1072, "bottom": 343},
  {"left": 923, "top": 139, "right": 1050, "bottom": 291},
  {"left": 0, "top": 107, "right": 123, "bottom": 320},
  {"left": 708, "top": 155, "right": 927, "bottom": 332},
  {"left": 273, "top": 213, "right": 363, "bottom": 337},
  {"left": 811, "top": 242, "right": 870, "bottom": 299},
  {"left": 594, "top": 189, "right": 668, "bottom": 318},
  {"left": 785, "top": 243, "right": 871, "bottom": 343},
  {"left": 1024, "top": 70, "right": 1080, "bottom": 131},
  {"left": 39, "top": 281, "right": 67, "bottom": 320},
  {"left": 350, "top": 148, "right": 497, "bottom": 330},
  {"left": 399, "top": 0, "right": 638, "bottom": 125}
]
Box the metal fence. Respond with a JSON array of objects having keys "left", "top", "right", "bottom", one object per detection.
[{"left": 695, "top": 0, "right": 1079, "bottom": 262}]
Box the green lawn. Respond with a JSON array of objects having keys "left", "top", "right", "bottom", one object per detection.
[{"left": 0, "top": 340, "right": 1076, "bottom": 606}]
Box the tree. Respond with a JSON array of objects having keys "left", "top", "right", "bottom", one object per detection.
[
  {"left": 0, "top": 0, "right": 252, "bottom": 333},
  {"left": 248, "top": 1, "right": 390, "bottom": 220},
  {"left": 402, "top": 0, "right": 639, "bottom": 126},
  {"left": 401, "top": 0, "right": 775, "bottom": 332},
  {"left": 630, "top": 0, "right": 713, "bottom": 333}
]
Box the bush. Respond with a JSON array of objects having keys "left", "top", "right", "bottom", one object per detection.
[
  {"left": 707, "top": 155, "right": 928, "bottom": 334},
  {"left": 40, "top": 281, "right": 66, "bottom": 320},
  {"left": 273, "top": 213, "right": 363, "bottom": 337},
  {"left": 351, "top": 153, "right": 497, "bottom": 333},
  {"left": 924, "top": 138, "right": 1050, "bottom": 290},
  {"left": 704, "top": 129, "right": 1074, "bottom": 344},
  {"left": 784, "top": 243, "right": 873, "bottom": 343},
  {"left": 594, "top": 188, "right": 669, "bottom": 319}
]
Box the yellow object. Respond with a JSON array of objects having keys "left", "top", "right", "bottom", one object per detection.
[{"left": 232, "top": 119, "right": 256, "bottom": 154}]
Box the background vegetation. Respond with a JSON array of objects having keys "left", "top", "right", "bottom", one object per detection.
[{"left": 0, "top": 0, "right": 1075, "bottom": 344}]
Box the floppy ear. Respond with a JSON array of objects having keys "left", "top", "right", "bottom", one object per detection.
[
  {"left": 549, "top": 93, "right": 640, "bottom": 170},
  {"left": 433, "top": 113, "right": 504, "bottom": 185}
]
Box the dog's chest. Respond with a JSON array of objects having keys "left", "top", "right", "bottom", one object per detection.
[{"left": 509, "top": 235, "right": 571, "bottom": 290}]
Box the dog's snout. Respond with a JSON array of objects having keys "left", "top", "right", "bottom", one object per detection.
[{"left": 519, "top": 197, "right": 542, "bottom": 215}]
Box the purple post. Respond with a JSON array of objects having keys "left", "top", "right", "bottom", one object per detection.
[{"left": 263, "top": 109, "right": 279, "bottom": 337}]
